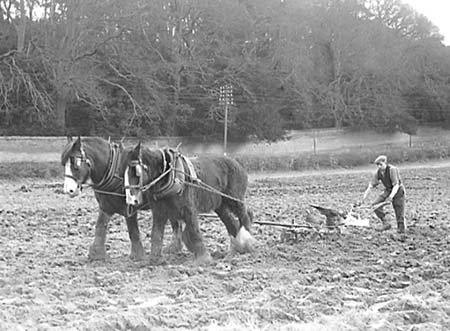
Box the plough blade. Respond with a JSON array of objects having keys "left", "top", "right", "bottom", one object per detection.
[{"left": 342, "top": 213, "right": 370, "bottom": 227}]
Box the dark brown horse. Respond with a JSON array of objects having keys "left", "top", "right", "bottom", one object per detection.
[
  {"left": 124, "top": 142, "right": 255, "bottom": 264},
  {"left": 61, "top": 136, "right": 182, "bottom": 261}
]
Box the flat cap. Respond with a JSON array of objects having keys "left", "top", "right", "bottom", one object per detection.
[{"left": 374, "top": 155, "right": 387, "bottom": 164}]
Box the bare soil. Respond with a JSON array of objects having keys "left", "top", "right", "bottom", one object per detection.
[{"left": 1, "top": 166, "right": 450, "bottom": 330}]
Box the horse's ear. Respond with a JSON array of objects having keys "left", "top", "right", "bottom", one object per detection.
[
  {"left": 131, "top": 141, "right": 141, "bottom": 156},
  {"left": 67, "top": 136, "right": 73, "bottom": 143},
  {"left": 73, "top": 136, "right": 81, "bottom": 150}
]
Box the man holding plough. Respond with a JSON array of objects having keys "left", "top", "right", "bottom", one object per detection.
[{"left": 359, "top": 155, "right": 406, "bottom": 234}]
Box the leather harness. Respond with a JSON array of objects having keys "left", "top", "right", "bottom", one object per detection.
[
  {"left": 151, "top": 148, "right": 196, "bottom": 199},
  {"left": 93, "top": 143, "right": 123, "bottom": 193},
  {"left": 127, "top": 147, "right": 198, "bottom": 200}
]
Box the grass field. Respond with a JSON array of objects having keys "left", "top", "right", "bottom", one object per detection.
[{"left": 1, "top": 126, "right": 450, "bottom": 177}]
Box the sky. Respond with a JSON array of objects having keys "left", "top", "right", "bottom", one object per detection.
[{"left": 402, "top": 0, "right": 450, "bottom": 45}]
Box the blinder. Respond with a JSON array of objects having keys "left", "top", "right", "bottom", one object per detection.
[
  {"left": 64, "top": 146, "right": 91, "bottom": 188},
  {"left": 124, "top": 160, "right": 148, "bottom": 190}
]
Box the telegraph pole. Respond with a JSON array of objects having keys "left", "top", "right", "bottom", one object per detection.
[{"left": 219, "top": 84, "right": 233, "bottom": 155}]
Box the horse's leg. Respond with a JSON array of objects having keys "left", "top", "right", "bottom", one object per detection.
[
  {"left": 167, "top": 219, "right": 183, "bottom": 254},
  {"left": 227, "top": 201, "right": 256, "bottom": 254},
  {"left": 88, "top": 209, "right": 110, "bottom": 261},
  {"left": 182, "top": 210, "right": 211, "bottom": 265},
  {"left": 125, "top": 213, "right": 145, "bottom": 260},
  {"left": 235, "top": 202, "right": 253, "bottom": 231},
  {"left": 149, "top": 208, "right": 168, "bottom": 264},
  {"left": 215, "top": 205, "right": 239, "bottom": 237}
]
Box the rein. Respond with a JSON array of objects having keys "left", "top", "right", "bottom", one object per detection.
[
  {"left": 93, "top": 189, "right": 125, "bottom": 197},
  {"left": 136, "top": 166, "right": 173, "bottom": 193},
  {"left": 124, "top": 149, "right": 174, "bottom": 193}
]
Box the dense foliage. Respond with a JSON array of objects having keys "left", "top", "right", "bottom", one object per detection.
[{"left": 1, "top": 0, "right": 450, "bottom": 141}]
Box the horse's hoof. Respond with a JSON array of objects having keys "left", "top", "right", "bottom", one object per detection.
[
  {"left": 149, "top": 255, "right": 166, "bottom": 266},
  {"left": 195, "top": 252, "right": 212, "bottom": 266},
  {"left": 130, "top": 245, "right": 145, "bottom": 261},
  {"left": 223, "top": 251, "right": 239, "bottom": 262},
  {"left": 88, "top": 245, "right": 107, "bottom": 261},
  {"left": 167, "top": 240, "right": 183, "bottom": 254}
]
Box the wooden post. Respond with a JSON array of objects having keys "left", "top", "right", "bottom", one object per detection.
[{"left": 313, "top": 132, "right": 317, "bottom": 155}]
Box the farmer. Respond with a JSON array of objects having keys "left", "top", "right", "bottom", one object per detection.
[{"left": 360, "top": 155, "right": 406, "bottom": 233}]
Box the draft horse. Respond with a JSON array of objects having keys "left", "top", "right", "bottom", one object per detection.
[
  {"left": 61, "top": 136, "right": 181, "bottom": 261},
  {"left": 124, "top": 142, "right": 255, "bottom": 264}
]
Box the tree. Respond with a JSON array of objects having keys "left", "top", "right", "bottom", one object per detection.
[{"left": 1, "top": 0, "right": 450, "bottom": 138}]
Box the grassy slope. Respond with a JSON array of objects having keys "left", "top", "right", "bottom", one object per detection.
[{"left": 2, "top": 145, "right": 450, "bottom": 179}]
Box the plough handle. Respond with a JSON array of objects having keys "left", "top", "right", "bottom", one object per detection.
[{"left": 355, "top": 200, "right": 390, "bottom": 212}]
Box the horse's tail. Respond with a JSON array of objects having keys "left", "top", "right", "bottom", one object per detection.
[
  {"left": 226, "top": 156, "right": 255, "bottom": 233},
  {"left": 213, "top": 156, "right": 255, "bottom": 253},
  {"left": 224, "top": 157, "right": 249, "bottom": 198}
]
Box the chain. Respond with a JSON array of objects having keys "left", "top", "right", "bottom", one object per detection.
[{"left": 179, "top": 170, "right": 246, "bottom": 204}]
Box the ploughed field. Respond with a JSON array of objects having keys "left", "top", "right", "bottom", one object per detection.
[{"left": 1, "top": 166, "right": 450, "bottom": 330}]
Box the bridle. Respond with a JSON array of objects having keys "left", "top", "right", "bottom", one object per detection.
[
  {"left": 124, "top": 149, "right": 172, "bottom": 193},
  {"left": 124, "top": 159, "right": 147, "bottom": 191}
]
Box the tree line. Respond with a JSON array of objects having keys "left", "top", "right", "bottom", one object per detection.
[{"left": 1, "top": 0, "right": 450, "bottom": 141}]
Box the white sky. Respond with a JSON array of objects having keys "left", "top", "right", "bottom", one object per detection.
[{"left": 402, "top": 0, "right": 450, "bottom": 45}]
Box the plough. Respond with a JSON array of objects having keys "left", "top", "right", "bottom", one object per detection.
[
  {"left": 252, "top": 200, "right": 391, "bottom": 232},
  {"left": 200, "top": 200, "right": 391, "bottom": 236}
]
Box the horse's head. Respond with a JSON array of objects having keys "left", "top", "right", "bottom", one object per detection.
[
  {"left": 61, "top": 136, "right": 93, "bottom": 197},
  {"left": 124, "top": 142, "right": 148, "bottom": 206}
]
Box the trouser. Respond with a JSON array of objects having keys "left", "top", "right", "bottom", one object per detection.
[{"left": 373, "top": 186, "right": 406, "bottom": 231}]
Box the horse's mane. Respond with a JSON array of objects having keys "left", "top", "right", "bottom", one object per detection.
[
  {"left": 61, "top": 140, "right": 76, "bottom": 165},
  {"left": 60, "top": 137, "right": 108, "bottom": 165},
  {"left": 129, "top": 145, "right": 164, "bottom": 176},
  {"left": 142, "top": 147, "right": 162, "bottom": 167}
]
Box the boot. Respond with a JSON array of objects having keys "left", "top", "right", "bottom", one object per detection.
[
  {"left": 376, "top": 219, "right": 391, "bottom": 232},
  {"left": 397, "top": 222, "right": 406, "bottom": 234}
]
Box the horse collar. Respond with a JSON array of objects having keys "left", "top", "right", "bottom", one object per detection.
[
  {"left": 150, "top": 148, "right": 189, "bottom": 200},
  {"left": 93, "top": 143, "right": 121, "bottom": 191}
]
